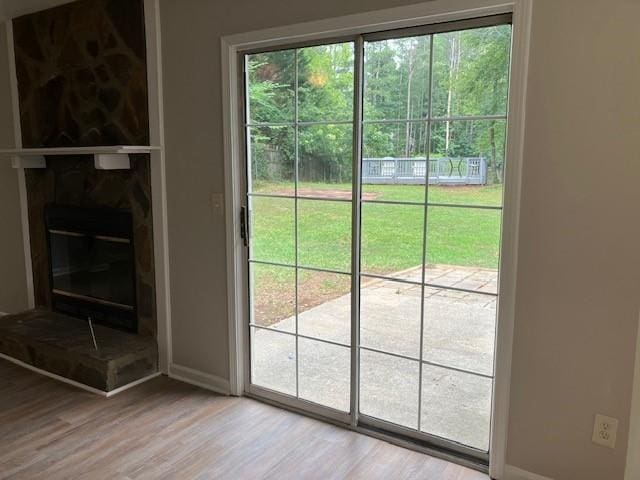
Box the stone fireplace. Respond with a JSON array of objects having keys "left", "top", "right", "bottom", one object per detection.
[
  {"left": 25, "top": 154, "right": 156, "bottom": 338},
  {"left": 0, "top": 0, "right": 160, "bottom": 392}
]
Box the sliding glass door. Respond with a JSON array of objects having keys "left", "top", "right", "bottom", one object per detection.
[
  {"left": 243, "top": 16, "right": 512, "bottom": 461},
  {"left": 246, "top": 43, "right": 356, "bottom": 414}
]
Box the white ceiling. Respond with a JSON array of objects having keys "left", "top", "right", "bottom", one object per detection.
[{"left": 1, "top": 0, "right": 75, "bottom": 20}]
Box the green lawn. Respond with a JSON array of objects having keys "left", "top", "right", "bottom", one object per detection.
[
  {"left": 253, "top": 181, "right": 503, "bottom": 206},
  {"left": 250, "top": 182, "right": 503, "bottom": 274},
  {"left": 249, "top": 182, "right": 502, "bottom": 325}
]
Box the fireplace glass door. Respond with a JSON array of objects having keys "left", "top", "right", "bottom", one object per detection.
[
  {"left": 49, "top": 231, "right": 135, "bottom": 309},
  {"left": 45, "top": 204, "right": 137, "bottom": 332}
]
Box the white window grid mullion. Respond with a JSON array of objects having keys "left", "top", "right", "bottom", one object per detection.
[
  {"left": 245, "top": 119, "right": 354, "bottom": 128},
  {"left": 250, "top": 323, "right": 494, "bottom": 381},
  {"left": 248, "top": 193, "right": 505, "bottom": 211},
  {"left": 360, "top": 271, "right": 499, "bottom": 297},
  {"left": 361, "top": 114, "right": 507, "bottom": 125},
  {"left": 245, "top": 115, "right": 506, "bottom": 129},
  {"left": 249, "top": 192, "right": 352, "bottom": 203},
  {"left": 251, "top": 323, "right": 351, "bottom": 349},
  {"left": 416, "top": 34, "right": 435, "bottom": 434},
  {"left": 249, "top": 259, "right": 350, "bottom": 277},
  {"left": 350, "top": 35, "right": 365, "bottom": 428},
  {"left": 359, "top": 344, "right": 493, "bottom": 381},
  {"left": 294, "top": 47, "right": 300, "bottom": 401}
]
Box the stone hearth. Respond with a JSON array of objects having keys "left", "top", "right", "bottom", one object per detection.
[{"left": 0, "top": 310, "right": 157, "bottom": 392}]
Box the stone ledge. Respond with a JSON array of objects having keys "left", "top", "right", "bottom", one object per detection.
[{"left": 0, "top": 309, "right": 158, "bottom": 392}]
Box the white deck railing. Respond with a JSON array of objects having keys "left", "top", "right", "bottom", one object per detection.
[{"left": 362, "top": 157, "right": 487, "bottom": 185}]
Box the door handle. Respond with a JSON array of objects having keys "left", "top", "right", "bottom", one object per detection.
[{"left": 240, "top": 206, "right": 249, "bottom": 247}]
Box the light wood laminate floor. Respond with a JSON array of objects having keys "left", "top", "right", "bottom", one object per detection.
[{"left": 0, "top": 358, "right": 489, "bottom": 480}]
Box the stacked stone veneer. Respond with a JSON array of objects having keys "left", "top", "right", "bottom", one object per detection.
[
  {"left": 10, "top": 0, "right": 157, "bottom": 338},
  {"left": 0, "top": 310, "right": 157, "bottom": 391},
  {"left": 24, "top": 155, "right": 156, "bottom": 336},
  {"left": 13, "top": 0, "right": 149, "bottom": 147}
]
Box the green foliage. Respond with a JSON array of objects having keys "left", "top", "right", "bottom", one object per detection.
[{"left": 247, "top": 24, "right": 512, "bottom": 185}]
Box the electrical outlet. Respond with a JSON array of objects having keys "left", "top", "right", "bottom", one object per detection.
[
  {"left": 592, "top": 414, "right": 619, "bottom": 448},
  {"left": 211, "top": 193, "right": 224, "bottom": 217}
]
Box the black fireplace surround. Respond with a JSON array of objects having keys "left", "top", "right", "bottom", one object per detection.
[{"left": 45, "top": 205, "right": 138, "bottom": 332}]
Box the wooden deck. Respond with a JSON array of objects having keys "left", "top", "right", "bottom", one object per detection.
[{"left": 0, "top": 358, "right": 489, "bottom": 479}]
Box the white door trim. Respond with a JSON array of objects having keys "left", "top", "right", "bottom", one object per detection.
[
  {"left": 4, "top": 19, "right": 35, "bottom": 310},
  {"left": 490, "top": 1, "right": 532, "bottom": 477},
  {"left": 144, "top": 0, "right": 173, "bottom": 374},
  {"left": 221, "top": 1, "right": 532, "bottom": 476},
  {"left": 626, "top": 311, "right": 640, "bottom": 480},
  {"left": 504, "top": 465, "right": 554, "bottom": 480}
]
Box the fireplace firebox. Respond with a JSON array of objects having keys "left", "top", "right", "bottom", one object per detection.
[{"left": 45, "top": 205, "right": 137, "bottom": 332}]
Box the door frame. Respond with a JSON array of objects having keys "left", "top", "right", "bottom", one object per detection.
[{"left": 221, "top": 0, "right": 532, "bottom": 477}]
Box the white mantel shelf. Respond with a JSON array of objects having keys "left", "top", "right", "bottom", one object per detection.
[{"left": 0, "top": 146, "right": 162, "bottom": 170}]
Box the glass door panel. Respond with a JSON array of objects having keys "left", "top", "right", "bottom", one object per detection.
[
  {"left": 358, "top": 22, "right": 511, "bottom": 455},
  {"left": 246, "top": 41, "right": 355, "bottom": 413},
  {"left": 360, "top": 349, "right": 420, "bottom": 429}
]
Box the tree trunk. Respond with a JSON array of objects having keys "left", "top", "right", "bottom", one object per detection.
[
  {"left": 487, "top": 78, "right": 501, "bottom": 185},
  {"left": 445, "top": 33, "right": 461, "bottom": 155},
  {"left": 488, "top": 122, "right": 499, "bottom": 184},
  {"left": 404, "top": 41, "right": 417, "bottom": 157}
]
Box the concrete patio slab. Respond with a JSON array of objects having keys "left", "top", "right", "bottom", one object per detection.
[{"left": 251, "top": 264, "right": 498, "bottom": 451}]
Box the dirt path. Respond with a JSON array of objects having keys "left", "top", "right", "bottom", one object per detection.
[{"left": 273, "top": 188, "right": 379, "bottom": 201}]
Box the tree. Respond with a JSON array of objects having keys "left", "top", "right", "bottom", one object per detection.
[
  {"left": 246, "top": 24, "right": 512, "bottom": 186},
  {"left": 450, "top": 25, "right": 511, "bottom": 183}
]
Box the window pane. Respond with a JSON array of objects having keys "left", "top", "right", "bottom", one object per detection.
[
  {"left": 362, "top": 122, "right": 428, "bottom": 202},
  {"left": 299, "top": 123, "right": 353, "bottom": 197},
  {"left": 251, "top": 327, "right": 296, "bottom": 396},
  {"left": 247, "top": 50, "right": 295, "bottom": 124},
  {"left": 360, "top": 278, "right": 421, "bottom": 359},
  {"left": 426, "top": 206, "right": 502, "bottom": 270},
  {"left": 364, "top": 36, "right": 431, "bottom": 121},
  {"left": 250, "top": 263, "right": 295, "bottom": 333},
  {"left": 360, "top": 349, "right": 419, "bottom": 429},
  {"left": 298, "top": 43, "right": 354, "bottom": 123},
  {"left": 423, "top": 290, "right": 497, "bottom": 376},
  {"left": 362, "top": 121, "right": 429, "bottom": 160},
  {"left": 421, "top": 364, "right": 492, "bottom": 451},
  {"left": 428, "top": 120, "right": 506, "bottom": 206},
  {"left": 298, "top": 338, "right": 350, "bottom": 411},
  {"left": 360, "top": 184, "right": 426, "bottom": 204},
  {"left": 360, "top": 203, "right": 424, "bottom": 280},
  {"left": 297, "top": 199, "right": 351, "bottom": 272},
  {"left": 298, "top": 270, "right": 351, "bottom": 345},
  {"left": 424, "top": 264, "right": 498, "bottom": 295},
  {"left": 431, "top": 25, "right": 511, "bottom": 118},
  {"left": 249, "top": 196, "right": 295, "bottom": 265},
  {"left": 248, "top": 126, "right": 295, "bottom": 194}
]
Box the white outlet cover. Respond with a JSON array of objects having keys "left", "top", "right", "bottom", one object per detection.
[
  {"left": 211, "top": 193, "right": 224, "bottom": 216},
  {"left": 592, "top": 413, "right": 619, "bottom": 448}
]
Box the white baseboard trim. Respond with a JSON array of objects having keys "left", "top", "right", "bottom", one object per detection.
[
  {"left": 504, "top": 465, "right": 554, "bottom": 480},
  {"left": 169, "top": 363, "right": 230, "bottom": 395},
  {"left": 104, "top": 372, "right": 163, "bottom": 397},
  {"left": 0, "top": 352, "right": 161, "bottom": 397}
]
